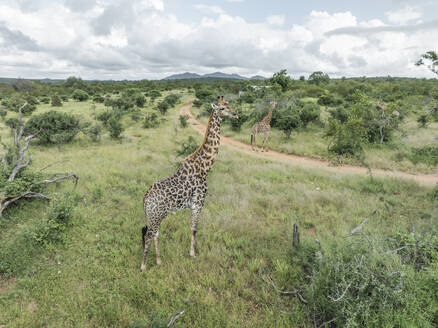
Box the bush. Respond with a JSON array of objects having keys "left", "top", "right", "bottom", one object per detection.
[
  {"left": 299, "top": 103, "right": 320, "bottom": 127},
  {"left": 409, "top": 146, "right": 438, "bottom": 166},
  {"left": 51, "top": 94, "right": 63, "bottom": 107},
  {"left": 277, "top": 111, "right": 301, "bottom": 138},
  {"left": 134, "top": 94, "right": 146, "bottom": 107},
  {"left": 32, "top": 194, "right": 77, "bottom": 246},
  {"left": 93, "top": 95, "right": 105, "bottom": 103},
  {"left": 432, "top": 184, "right": 438, "bottom": 202},
  {"left": 72, "top": 89, "right": 89, "bottom": 101},
  {"left": 229, "top": 109, "right": 248, "bottom": 131},
  {"left": 143, "top": 113, "right": 160, "bottom": 128},
  {"left": 179, "top": 115, "right": 189, "bottom": 128},
  {"left": 193, "top": 99, "right": 203, "bottom": 108},
  {"left": 85, "top": 123, "right": 103, "bottom": 142},
  {"left": 5, "top": 97, "right": 36, "bottom": 115},
  {"left": 157, "top": 100, "right": 169, "bottom": 114},
  {"left": 0, "top": 109, "right": 7, "bottom": 120},
  {"left": 25, "top": 111, "right": 81, "bottom": 144},
  {"left": 329, "top": 106, "right": 349, "bottom": 123},
  {"left": 418, "top": 113, "right": 430, "bottom": 127},
  {"left": 40, "top": 97, "right": 50, "bottom": 104},
  {"left": 107, "top": 115, "right": 124, "bottom": 139},
  {"left": 288, "top": 231, "right": 438, "bottom": 327},
  {"left": 177, "top": 136, "right": 198, "bottom": 157}
]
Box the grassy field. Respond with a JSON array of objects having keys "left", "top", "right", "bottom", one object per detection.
[
  {"left": 0, "top": 93, "right": 437, "bottom": 327},
  {"left": 192, "top": 103, "right": 438, "bottom": 174}
]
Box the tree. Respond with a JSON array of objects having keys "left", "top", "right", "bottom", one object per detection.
[
  {"left": 51, "top": 94, "right": 63, "bottom": 107},
  {"left": 72, "top": 89, "right": 89, "bottom": 101},
  {"left": 308, "top": 71, "right": 330, "bottom": 85},
  {"left": 107, "top": 115, "right": 124, "bottom": 139},
  {"left": 0, "top": 104, "right": 77, "bottom": 217},
  {"left": 25, "top": 111, "right": 82, "bottom": 144},
  {"left": 277, "top": 111, "right": 301, "bottom": 138},
  {"left": 416, "top": 51, "right": 438, "bottom": 75},
  {"left": 269, "top": 69, "right": 292, "bottom": 92}
]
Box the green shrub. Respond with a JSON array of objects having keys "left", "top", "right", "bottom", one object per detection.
[
  {"left": 93, "top": 95, "right": 105, "bottom": 103},
  {"left": 40, "top": 97, "right": 50, "bottom": 104},
  {"left": 24, "top": 111, "right": 81, "bottom": 144},
  {"left": 179, "top": 114, "right": 189, "bottom": 128},
  {"left": 157, "top": 100, "right": 169, "bottom": 114},
  {"left": 229, "top": 109, "right": 248, "bottom": 131},
  {"left": 85, "top": 123, "right": 103, "bottom": 142},
  {"left": 72, "top": 89, "right": 89, "bottom": 101},
  {"left": 5, "top": 96, "right": 36, "bottom": 115},
  {"left": 32, "top": 194, "right": 77, "bottom": 246},
  {"left": 97, "top": 110, "right": 114, "bottom": 127},
  {"left": 107, "top": 115, "right": 124, "bottom": 139},
  {"left": 432, "top": 184, "right": 438, "bottom": 202},
  {"left": 177, "top": 136, "right": 198, "bottom": 157},
  {"left": 0, "top": 109, "right": 7, "bottom": 120},
  {"left": 134, "top": 94, "right": 146, "bottom": 107},
  {"left": 288, "top": 231, "right": 438, "bottom": 328},
  {"left": 277, "top": 111, "right": 301, "bottom": 138},
  {"left": 409, "top": 146, "right": 438, "bottom": 166},
  {"left": 299, "top": 103, "right": 320, "bottom": 127},
  {"left": 193, "top": 99, "right": 203, "bottom": 108},
  {"left": 417, "top": 113, "right": 430, "bottom": 127},
  {"left": 130, "top": 108, "right": 142, "bottom": 122},
  {"left": 143, "top": 113, "right": 160, "bottom": 128},
  {"left": 51, "top": 94, "right": 63, "bottom": 107}
]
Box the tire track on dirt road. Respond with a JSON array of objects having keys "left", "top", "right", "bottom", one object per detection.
[{"left": 179, "top": 102, "right": 438, "bottom": 187}]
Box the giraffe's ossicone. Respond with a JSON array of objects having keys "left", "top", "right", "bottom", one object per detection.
[{"left": 140, "top": 96, "right": 237, "bottom": 271}]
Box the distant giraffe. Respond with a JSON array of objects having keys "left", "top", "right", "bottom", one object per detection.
[
  {"left": 251, "top": 101, "right": 277, "bottom": 152},
  {"left": 140, "top": 96, "right": 237, "bottom": 271}
]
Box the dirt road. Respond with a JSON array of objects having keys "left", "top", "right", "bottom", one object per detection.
[{"left": 179, "top": 103, "right": 438, "bottom": 187}]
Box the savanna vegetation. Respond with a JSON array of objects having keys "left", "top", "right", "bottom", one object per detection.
[{"left": 0, "top": 63, "right": 437, "bottom": 327}]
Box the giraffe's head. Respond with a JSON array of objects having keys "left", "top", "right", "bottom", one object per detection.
[
  {"left": 270, "top": 101, "right": 277, "bottom": 108},
  {"left": 211, "top": 96, "right": 238, "bottom": 119}
]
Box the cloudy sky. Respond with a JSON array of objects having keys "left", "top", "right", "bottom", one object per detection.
[{"left": 0, "top": 0, "right": 437, "bottom": 80}]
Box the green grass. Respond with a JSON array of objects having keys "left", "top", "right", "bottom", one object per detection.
[{"left": 0, "top": 93, "right": 437, "bottom": 327}]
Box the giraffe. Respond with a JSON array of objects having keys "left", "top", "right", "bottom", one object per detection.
[
  {"left": 140, "top": 96, "right": 237, "bottom": 271},
  {"left": 251, "top": 101, "right": 277, "bottom": 152}
]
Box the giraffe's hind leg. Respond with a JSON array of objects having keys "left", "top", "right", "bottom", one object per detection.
[
  {"left": 141, "top": 228, "right": 154, "bottom": 271},
  {"left": 141, "top": 212, "right": 164, "bottom": 271},
  {"left": 154, "top": 231, "right": 162, "bottom": 265}
]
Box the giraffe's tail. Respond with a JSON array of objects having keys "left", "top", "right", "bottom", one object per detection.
[{"left": 142, "top": 225, "right": 148, "bottom": 248}]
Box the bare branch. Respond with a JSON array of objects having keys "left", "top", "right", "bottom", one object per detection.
[
  {"left": 328, "top": 282, "right": 351, "bottom": 302},
  {"left": 318, "top": 318, "right": 336, "bottom": 328},
  {"left": 347, "top": 209, "right": 377, "bottom": 237},
  {"left": 35, "top": 173, "right": 78, "bottom": 187},
  {"left": 167, "top": 310, "right": 185, "bottom": 327},
  {"left": 0, "top": 192, "right": 51, "bottom": 217},
  {"left": 261, "top": 273, "right": 308, "bottom": 304},
  {"left": 37, "top": 160, "right": 68, "bottom": 172}
]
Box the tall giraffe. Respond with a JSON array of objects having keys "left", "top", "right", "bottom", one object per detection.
[
  {"left": 251, "top": 101, "right": 277, "bottom": 152},
  {"left": 140, "top": 96, "right": 237, "bottom": 271}
]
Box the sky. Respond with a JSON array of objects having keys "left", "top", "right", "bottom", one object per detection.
[{"left": 0, "top": 0, "right": 437, "bottom": 80}]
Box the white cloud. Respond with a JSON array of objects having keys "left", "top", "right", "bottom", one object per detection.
[
  {"left": 266, "top": 15, "right": 285, "bottom": 26},
  {"left": 385, "top": 6, "right": 422, "bottom": 24},
  {"left": 0, "top": 1, "right": 436, "bottom": 79},
  {"left": 194, "top": 4, "right": 225, "bottom": 15}
]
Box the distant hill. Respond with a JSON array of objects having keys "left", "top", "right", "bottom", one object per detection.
[
  {"left": 250, "top": 75, "right": 267, "bottom": 80},
  {"left": 163, "top": 72, "right": 266, "bottom": 80}
]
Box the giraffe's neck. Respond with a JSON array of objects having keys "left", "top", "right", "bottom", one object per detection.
[
  {"left": 181, "top": 109, "right": 222, "bottom": 176},
  {"left": 262, "top": 105, "right": 274, "bottom": 125}
]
